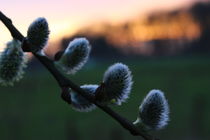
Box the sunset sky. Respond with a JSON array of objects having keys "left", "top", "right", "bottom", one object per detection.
[{"left": 0, "top": 0, "right": 196, "bottom": 50}]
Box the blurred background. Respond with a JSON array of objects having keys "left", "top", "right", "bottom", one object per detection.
[{"left": 1, "top": 0, "right": 210, "bottom": 140}]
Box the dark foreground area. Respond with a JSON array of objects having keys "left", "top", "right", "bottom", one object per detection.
[{"left": 0, "top": 56, "right": 210, "bottom": 140}]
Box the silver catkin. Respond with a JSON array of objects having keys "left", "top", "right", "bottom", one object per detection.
[
  {"left": 139, "top": 89, "right": 169, "bottom": 130},
  {"left": 102, "top": 63, "right": 133, "bottom": 105},
  {"left": 0, "top": 39, "right": 28, "bottom": 86},
  {"left": 56, "top": 38, "right": 91, "bottom": 74},
  {"left": 27, "top": 17, "right": 49, "bottom": 52},
  {"left": 70, "top": 84, "right": 98, "bottom": 112}
]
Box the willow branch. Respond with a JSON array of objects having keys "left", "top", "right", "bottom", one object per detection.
[{"left": 0, "top": 11, "right": 159, "bottom": 140}]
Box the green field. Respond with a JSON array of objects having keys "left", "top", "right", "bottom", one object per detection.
[{"left": 0, "top": 56, "right": 210, "bottom": 140}]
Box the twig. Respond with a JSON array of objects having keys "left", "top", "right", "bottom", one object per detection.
[{"left": 0, "top": 11, "right": 159, "bottom": 140}]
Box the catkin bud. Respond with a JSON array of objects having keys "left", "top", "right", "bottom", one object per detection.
[
  {"left": 0, "top": 39, "right": 28, "bottom": 86},
  {"left": 70, "top": 84, "right": 98, "bottom": 112},
  {"left": 56, "top": 38, "right": 91, "bottom": 74},
  {"left": 27, "top": 17, "right": 49, "bottom": 52},
  {"left": 138, "top": 89, "right": 169, "bottom": 130},
  {"left": 102, "top": 63, "right": 133, "bottom": 105}
]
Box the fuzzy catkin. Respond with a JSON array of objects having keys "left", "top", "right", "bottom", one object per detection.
[
  {"left": 27, "top": 17, "right": 49, "bottom": 52},
  {"left": 102, "top": 63, "right": 133, "bottom": 105},
  {"left": 0, "top": 40, "right": 28, "bottom": 86},
  {"left": 56, "top": 38, "right": 91, "bottom": 74},
  {"left": 70, "top": 84, "right": 98, "bottom": 112},
  {"left": 139, "top": 89, "right": 169, "bottom": 130}
]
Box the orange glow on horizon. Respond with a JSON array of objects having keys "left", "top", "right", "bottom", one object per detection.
[
  {"left": 77, "top": 12, "right": 200, "bottom": 46},
  {"left": 0, "top": 0, "right": 194, "bottom": 49}
]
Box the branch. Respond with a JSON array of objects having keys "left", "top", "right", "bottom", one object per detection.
[{"left": 0, "top": 11, "right": 159, "bottom": 140}]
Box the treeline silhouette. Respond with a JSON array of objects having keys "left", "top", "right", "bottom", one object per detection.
[
  {"left": 189, "top": 2, "right": 210, "bottom": 53},
  {"left": 61, "top": 2, "right": 210, "bottom": 58}
]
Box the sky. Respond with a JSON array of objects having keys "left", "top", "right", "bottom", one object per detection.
[{"left": 0, "top": 0, "right": 195, "bottom": 50}]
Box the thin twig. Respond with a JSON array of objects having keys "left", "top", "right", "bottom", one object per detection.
[{"left": 0, "top": 11, "right": 159, "bottom": 140}]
